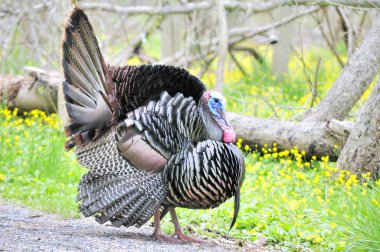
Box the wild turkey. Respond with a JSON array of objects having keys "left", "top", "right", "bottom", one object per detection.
[{"left": 62, "top": 6, "right": 245, "bottom": 242}]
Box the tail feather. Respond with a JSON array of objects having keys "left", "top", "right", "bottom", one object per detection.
[
  {"left": 79, "top": 178, "right": 139, "bottom": 214},
  {"left": 62, "top": 6, "right": 113, "bottom": 150},
  {"left": 63, "top": 82, "right": 96, "bottom": 109},
  {"left": 135, "top": 200, "right": 159, "bottom": 227},
  {"left": 96, "top": 190, "right": 142, "bottom": 224},
  {"left": 111, "top": 196, "right": 149, "bottom": 227},
  {"left": 63, "top": 7, "right": 107, "bottom": 93},
  {"left": 114, "top": 176, "right": 164, "bottom": 227},
  {"left": 65, "top": 102, "right": 93, "bottom": 121},
  {"left": 74, "top": 123, "right": 168, "bottom": 228},
  {"left": 128, "top": 200, "right": 156, "bottom": 227},
  {"left": 62, "top": 60, "right": 98, "bottom": 100},
  {"left": 77, "top": 174, "right": 124, "bottom": 201}
]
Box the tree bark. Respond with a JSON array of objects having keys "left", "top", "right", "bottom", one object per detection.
[
  {"left": 336, "top": 78, "right": 380, "bottom": 177},
  {"left": 215, "top": 0, "right": 228, "bottom": 92},
  {"left": 161, "top": 2, "right": 182, "bottom": 61},
  {"left": 228, "top": 113, "right": 353, "bottom": 161},
  {"left": 271, "top": 6, "right": 294, "bottom": 80},
  {"left": 302, "top": 15, "right": 380, "bottom": 122}
]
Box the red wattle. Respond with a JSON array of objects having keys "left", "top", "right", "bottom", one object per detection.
[{"left": 223, "top": 128, "right": 236, "bottom": 143}]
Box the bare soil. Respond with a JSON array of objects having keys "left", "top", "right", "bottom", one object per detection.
[{"left": 0, "top": 200, "right": 263, "bottom": 252}]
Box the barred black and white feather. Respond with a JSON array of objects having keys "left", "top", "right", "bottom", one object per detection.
[{"left": 62, "top": 6, "right": 245, "bottom": 232}]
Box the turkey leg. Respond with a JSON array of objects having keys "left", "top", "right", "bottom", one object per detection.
[
  {"left": 169, "top": 207, "right": 203, "bottom": 243},
  {"left": 152, "top": 208, "right": 180, "bottom": 242}
]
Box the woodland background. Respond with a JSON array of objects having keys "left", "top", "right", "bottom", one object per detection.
[{"left": 1, "top": 0, "right": 380, "bottom": 250}]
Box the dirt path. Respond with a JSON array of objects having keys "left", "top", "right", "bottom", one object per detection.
[{"left": 0, "top": 200, "right": 260, "bottom": 252}]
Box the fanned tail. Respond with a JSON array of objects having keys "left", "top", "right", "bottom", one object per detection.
[
  {"left": 62, "top": 6, "right": 113, "bottom": 150},
  {"left": 78, "top": 171, "right": 166, "bottom": 228},
  {"left": 75, "top": 128, "right": 167, "bottom": 228}
]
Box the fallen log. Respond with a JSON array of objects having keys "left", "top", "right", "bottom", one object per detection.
[
  {"left": 0, "top": 67, "right": 353, "bottom": 160},
  {"left": 227, "top": 113, "right": 353, "bottom": 161},
  {"left": 0, "top": 67, "right": 60, "bottom": 114}
]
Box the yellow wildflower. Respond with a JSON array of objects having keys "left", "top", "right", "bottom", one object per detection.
[{"left": 305, "top": 235, "right": 314, "bottom": 241}]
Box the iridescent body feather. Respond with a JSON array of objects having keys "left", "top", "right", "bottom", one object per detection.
[{"left": 62, "top": 6, "right": 245, "bottom": 241}]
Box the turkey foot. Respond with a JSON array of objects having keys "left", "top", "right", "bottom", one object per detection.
[
  {"left": 152, "top": 208, "right": 204, "bottom": 243},
  {"left": 171, "top": 230, "right": 204, "bottom": 243},
  {"left": 153, "top": 231, "right": 184, "bottom": 243},
  {"left": 169, "top": 207, "right": 204, "bottom": 244},
  {"left": 152, "top": 209, "right": 184, "bottom": 243}
]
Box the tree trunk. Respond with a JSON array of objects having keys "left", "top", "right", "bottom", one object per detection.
[
  {"left": 161, "top": 2, "right": 182, "bottom": 62},
  {"left": 336, "top": 78, "right": 380, "bottom": 177},
  {"left": 302, "top": 15, "right": 380, "bottom": 122},
  {"left": 228, "top": 113, "right": 353, "bottom": 161},
  {"left": 215, "top": 0, "right": 228, "bottom": 92},
  {"left": 271, "top": 6, "right": 294, "bottom": 80}
]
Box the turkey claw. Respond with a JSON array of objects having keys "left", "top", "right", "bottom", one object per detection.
[
  {"left": 171, "top": 231, "right": 204, "bottom": 244},
  {"left": 153, "top": 233, "right": 185, "bottom": 244}
]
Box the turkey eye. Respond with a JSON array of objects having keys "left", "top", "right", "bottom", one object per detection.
[{"left": 214, "top": 98, "right": 219, "bottom": 103}]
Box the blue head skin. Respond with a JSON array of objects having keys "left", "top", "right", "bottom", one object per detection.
[
  {"left": 202, "top": 91, "right": 236, "bottom": 143},
  {"left": 208, "top": 96, "right": 226, "bottom": 121}
]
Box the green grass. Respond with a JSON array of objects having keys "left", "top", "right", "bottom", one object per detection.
[
  {"left": 167, "top": 149, "right": 380, "bottom": 251},
  {"left": 184, "top": 45, "right": 345, "bottom": 120},
  {"left": 1, "top": 108, "right": 380, "bottom": 251},
  {"left": 332, "top": 186, "right": 380, "bottom": 251},
  {"left": 1, "top": 44, "right": 380, "bottom": 250},
  {"left": 0, "top": 109, "right": 85, "bottom": 218}
]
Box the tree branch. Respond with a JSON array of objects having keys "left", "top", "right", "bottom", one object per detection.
[
  {"left": 159, "top": 7, "right": 319, "bottom": 66},
  {"left": 302, "top": 14, "right": 380, "bottom": 122},
  {"left": 336, "top": 77, "right": 380, "bottom": 177},
  {"left": 224, "top": 0, "right": 380, "bottom": 11},
  {"left": 79, "top": 2, "right": 212, "bottom": 16},
  {"left": 78, "top": 1, "right": 380, "bottom": 18},
  {"left": 337, "top": 7, "right": 355, "bottom": 57},
  {"left": 232, "top": 46, "right": 264, "bottom": 64},
  {"left": 228, "top": 7, "right": 320, "bottom": 44}
]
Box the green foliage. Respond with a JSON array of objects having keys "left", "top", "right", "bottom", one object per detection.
[
  {"left": 163, "top": 144, "right": 380, "bottom": 251},
  {"left": 0, "top": 109, "right": 85, "bottom": 218},
  {"left": 182, "top": 46, "right": 344, "bottom": 120},
  {"left": 1, "top": 46, "right": 380, "bottom": 250},
  {"left": 1, "top": 108, "right": 380, "bottom": 250},
  {"left": 332, "top": 185, "right": 380, "bottom": 251}
]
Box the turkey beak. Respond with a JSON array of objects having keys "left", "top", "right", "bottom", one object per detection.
[{"left": 215, "top": 108, "right": 236, "bottom": 143}]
